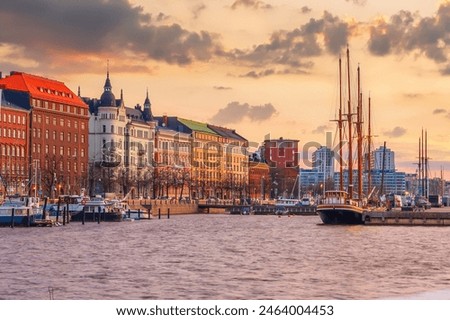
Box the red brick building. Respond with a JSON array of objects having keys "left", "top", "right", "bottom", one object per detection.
[
  {"left": 263, "top": 137, "right": 299, "bottom": 169},
  {"left": 248, "top": 160, "right": 270, "bottom": 201},
  {"left": 0, "top": 72, "right": 89, "bottom": 197},
  {"left": 0, "top": 87, "right": 30, "bottom": 197},
  {"left": 262, "top": 137, "right": 300, "bottom": 199}
]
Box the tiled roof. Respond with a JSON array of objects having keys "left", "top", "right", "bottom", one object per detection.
[
  {"left": 0, "top": 72, "right": 87, "bottom": 108},
  {"left": 208, "top": 124, "right": 247, "bottom": 142},
  {"left": 178, "top": 118, "right": 218, "bottom": 135}
]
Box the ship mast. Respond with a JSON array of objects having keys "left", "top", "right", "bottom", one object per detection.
[
  {"left": 367, "top": 95, "right": 372, "bottom": 195},
  {"left": 357, "top": 65, "right": 363, "bottom": 200},
  {"left": 346, "top": 47, "right": 353, "bottom": 199},
  {"left": 339, "top": 57, "right": 344, "bottom": 191}
]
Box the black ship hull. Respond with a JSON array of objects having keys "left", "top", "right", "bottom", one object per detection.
[{"left": 317, "top": 204, "right": 365, "bottom": 225}]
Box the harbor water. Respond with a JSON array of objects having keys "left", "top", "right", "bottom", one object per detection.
[{"left": 1, "top": 214, "right": 450, "bottom": 300}]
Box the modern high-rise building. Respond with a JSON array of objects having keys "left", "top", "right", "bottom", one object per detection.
[{"left": 371, "top": 145, "right": 395, "bottom": 171}]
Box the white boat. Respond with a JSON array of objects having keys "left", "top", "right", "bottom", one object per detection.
[
  {"left": 71, "top": 196, "right": 123, "bottom": 222},
  {"left": 108, "top": 199, "right": 150, "bottom": 220},
  {"left": 0, "top": 195, "right": 42, "bottom": 226},
  {"left": 275, "top": 198, "right": 301, "bottom": 207}
]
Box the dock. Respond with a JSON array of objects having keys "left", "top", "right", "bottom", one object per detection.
[{"left": 364, "top": 207, "right": 450, "bottom": 226}]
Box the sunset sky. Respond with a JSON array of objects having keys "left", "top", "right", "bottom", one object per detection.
[{"left": 1, "top": 0, "right": 450, "bottom": 175}]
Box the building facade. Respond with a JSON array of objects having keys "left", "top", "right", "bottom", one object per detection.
[
  {"left": 0, "top": 72, "right": 89, "bottom": 198},
  {"left": 0, "top": 88, "right": 30, "bottom": 197},
  {"left": 86, "top": 71, "right": 156, "bottom": 197}
]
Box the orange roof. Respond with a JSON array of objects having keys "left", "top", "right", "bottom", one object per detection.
[{"left": 0, "top": 72, "right": 87, "bottom": 108}]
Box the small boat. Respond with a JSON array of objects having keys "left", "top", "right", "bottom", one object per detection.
[
  {"left": 275, "top": 198, "right": 301, "bottom": 207},
  {"left": 71, "top": 196, "right": 124, "bottom": 222},
  {"left": 0, "top": 195, "right": 42, "bottom": 226},
  {"left": 274, "top": 205, "right": 289, "bottom": 215},
  {"left": 47, "top": 195, "right": 88, "bottom": 219},
  {"left": 108, "top": 199, "right": 150, "bottom": 220}
]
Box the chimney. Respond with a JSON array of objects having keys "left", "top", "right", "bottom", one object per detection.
[
  {"left": 0, "top": 72, "right": 2, "bottom": 79},
  {"left": 163, "top": 114, "right": 168, "bottom": 127}
]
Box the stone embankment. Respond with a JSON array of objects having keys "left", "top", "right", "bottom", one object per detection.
[{"left": 127, "top": 199, "right": 199, "bottom": 216}]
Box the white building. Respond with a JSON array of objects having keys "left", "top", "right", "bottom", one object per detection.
[
  {"left": 371, "top": 145, "right": 395, "bottom": 171},
  {"left": 312, "top": 146, "right": 334, "bottom": 180},
  {"left": 86, "top": 71, "right": 156, "bottom": 197}
]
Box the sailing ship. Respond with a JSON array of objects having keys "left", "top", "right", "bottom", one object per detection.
[{"left": 316, "top": 47, "right": 371, "bottom": 225}]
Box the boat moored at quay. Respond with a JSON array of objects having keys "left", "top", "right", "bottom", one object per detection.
[
  {"left": 0, "top": 195, "right": 42, "bottom": 227},
  {"left": 317, "top": 191, "right": 365, "bottom": 224}
]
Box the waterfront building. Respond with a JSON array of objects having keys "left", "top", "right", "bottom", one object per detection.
[
  {"left": 85, "top": 71, "right": 156, "bottom": 197},
  {"left": 154, "top": 116, "right": 191, "bottom": 199},
  {"left": 248, "top": 157, "right": 270, "bottom": 202},
  {"left": 0, "top": 88, "right": 30, "bottom": 197},
  {"left": 0, "top": 71, "right": 89, "bottom": 198},
  {"left": 262, "top": 137, "right": 299, "bottom": 198},
  {"left": 371, "top": 145, "right": 395, "bottom": 171},
  {"left": 262, "top": 137, "right": 299, "bottom": 169},
  {"left": 156, "top": 117, "right": 248, "bottom": 200},
  {"left": 208, "top": 124, "right": 249, "bottom": 200}
]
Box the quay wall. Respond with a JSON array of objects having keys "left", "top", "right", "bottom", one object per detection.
[
  {"left": 365, "top": 209, "right": 450, "bottom": 226},
  {"left": 127, "top": 199, "right": 199, "bottom": 215}
]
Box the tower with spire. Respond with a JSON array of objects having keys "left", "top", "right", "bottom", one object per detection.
[{"left": 142, "top": 88, "right": 153, "bottom": 122}]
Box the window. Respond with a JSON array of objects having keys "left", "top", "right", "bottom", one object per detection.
[
  {"left": 45, "top": 130, "right": 49, "bottom": 139},
  {"left": 52, "top": 145, "right": 56, "bottom": 154},
  {"left": 60, "top": 132, "right": 64, "bottom": 141},
  {"left": 81, "top": 134, "right": 85, "bottom": 143},
  {"left": 60, "top": 146, "right": 64, "bottom": 156},
  {"left": 67, "top": 133, "right": 71, "bottom": 142},
  {"left": 60, "top": 119, "right": 64, "bottom": 126},
  {"left": 111, "top": 125, "right": 114, "bottom": 134},
  {"left": 102, "top": 125, "right": 106, "bottom": 133},
  {"left": 53, "top": 131, "right": 56, "bottom": 140}
]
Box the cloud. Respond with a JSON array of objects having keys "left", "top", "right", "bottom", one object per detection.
[
  {"left": 433, "top": 108, "right": 447, "bottom": 114},
  {"left": 230, "top": 0, "right": 273, "bottom": 10},
  {"left": 367, "top": 3, "right": 450, "bottom": 74},
  {"left": 312, "top": 125, "right": 332, "bottom": 134},
  {"left": 192, "top": 3, "right": 206, "bottom": 19},
  {"left": 0, "top": 0, "right": 221, "bottom": 71},
  {"left": 213, "top": 86, "right": 232, "bottom": 90},
  {"left": 209, "top": 101, "right": 278, "bottom": 125},
  {"left": 227, "top": 11, "right": 353, "bottom": 72},
  {"left": 238, "top": 67, "right": 311, "bottom": 78},
  {"left": 384, "top": 126, "right": 407, "bottom": 138},
  {"left": 345, "top": 0, "right": 367, "bottom": 5},
  {"left": 301, "top": 6, "right": 312, "bottom": 14}
]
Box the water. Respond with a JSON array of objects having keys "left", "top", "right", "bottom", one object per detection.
[{"left": 1, "top": 214, "right": 450, "bottom": 300}]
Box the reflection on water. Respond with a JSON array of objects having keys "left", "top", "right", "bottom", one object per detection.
[{"left": 1, "top": 215, "right": 450, "bottom": 300}]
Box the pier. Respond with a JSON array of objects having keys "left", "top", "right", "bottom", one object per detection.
[{"left": 364, "top": 207, "right": 450, "bottom": 226}]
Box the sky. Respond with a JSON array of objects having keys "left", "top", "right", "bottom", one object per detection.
[{"left": 1, "top": 0, "right": 450, "bottom": 175}]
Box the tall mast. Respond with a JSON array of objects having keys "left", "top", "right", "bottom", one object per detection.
[
  {"left": 357, "top": 65, "right": 363, "bottom": 199},
  {"left": 367, "top": 95, "right": 372, "bottom": 196},
  {"left": 347, "top": 46, "right": 353, "bottom": 198},
  {"left": 425, "top": 130, "right": 428, "bottom": 198},
  {"left": 418, "top": 136, "right": 422, "bottom": 196},
  {"left": 339, "top": 56, "right": 344, "bottom": 191},
  {"left": 421, "top": 129, "right": 425, "bottom": 196}
]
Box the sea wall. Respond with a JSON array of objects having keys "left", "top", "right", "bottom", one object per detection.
[{"left": 127, "top": 199, "right": 199, "bottom": 215}]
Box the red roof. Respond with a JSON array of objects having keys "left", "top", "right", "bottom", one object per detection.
[{"left": 0, "top": 72, "right": 87, "bottom": 108}]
